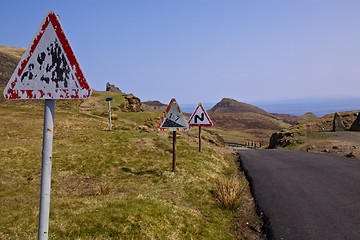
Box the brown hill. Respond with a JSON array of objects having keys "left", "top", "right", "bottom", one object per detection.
[
  {"left": 143, "top": 100, "right": 166, "bottom": 107},
  {"left": 209, "top": 98, "right": 269, "bottom": 115},
  {"left": 0, "top": 46, "right": 25, "bottom": 87},
  {"left": 209, "top": 98, "right": 316, "bottom": 126},
  {"left": 272, "top": 112, "right": 317, "bottom": 125},
  {"left": 142, "top": 100, "right": 167, "bottom": 112},
  {"left": 208, "top": 98, "right": 291, "bottom": 144}
]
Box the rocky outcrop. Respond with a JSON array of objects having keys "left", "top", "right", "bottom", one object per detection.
[
  {"left": 120, "top": 95, "right": 142, "bottom": 112},
  {"left": 104, "top": 82, "right": 142, "bottom": 112},
  {"left": 106, "top": 82, "right": 123, "bottom": 93},
  {"left": 268, "top": 131, "right": 295, "bottom": 149},
  {"left": 333, "top": 112, "right": 346, "bottom": 132},
  {"left": 350, "top": 112, "right": 360, "bottom": 131}
]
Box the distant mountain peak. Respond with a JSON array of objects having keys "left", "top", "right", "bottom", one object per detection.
[
  {"left": 209, "top": 98, "right": 268, "bottom": 115},
  {"left": 142, "top": 100, "right": 166, "bottom": 107},
  {"left": 142, "top": 100, "right": 167, "bottom": 112}
]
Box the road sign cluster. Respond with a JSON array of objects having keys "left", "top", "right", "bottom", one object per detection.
[
  {"left": 158, "top": 99, "right": 213, "bottom": 131},
  {"left": 3, "top": 10, "right": 214, "bottom": 239},
  {"left": 157, "top": 98, "right": 214, "bottom": 172}
]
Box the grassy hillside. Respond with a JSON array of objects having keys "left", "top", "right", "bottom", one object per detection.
[
  {"left": 0, "top": 46, "right": 25, "bottom": 87},
  {"left": 0, "top": 89, "right": 261, "bottom": 239},
  {"left": 0, "top": 43, "right": 293, "bottom": 148}
]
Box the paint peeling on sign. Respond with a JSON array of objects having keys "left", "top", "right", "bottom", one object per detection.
[{"left": 3, "top": 11, "right": 91, "bottom": 100}]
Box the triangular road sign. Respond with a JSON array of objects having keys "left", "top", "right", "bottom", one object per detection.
[
  {"left": 3, "top": 11, "right": 91, "bottom": 100},
  {"left": 158, "top": 98, "right": 189, "bottom": 131},
  {"left": 188, "top": 103, "right": 213, "bottom": 126}
]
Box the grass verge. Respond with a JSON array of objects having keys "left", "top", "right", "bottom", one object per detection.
[{"left": 0, "top": 97, "right": 262, "bottom": 239}]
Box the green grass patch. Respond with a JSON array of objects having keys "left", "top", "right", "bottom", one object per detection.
[{"left": 0, "top": 100, "right": 257, "bottom": 239}]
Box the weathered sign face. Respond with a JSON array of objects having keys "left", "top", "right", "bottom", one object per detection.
[
  {"left": 188, "top": 103, "right": 213, "bottom": 127},
  {"left": 158, "top": 98, "right": 189, "bottom": 132},
  {"left": 3, "top": 11, "right": 91, "bottom": 100}
]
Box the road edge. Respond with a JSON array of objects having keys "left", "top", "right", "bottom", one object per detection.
[{"left": 237, "top": 150, "right": 273, "bottom": 240}]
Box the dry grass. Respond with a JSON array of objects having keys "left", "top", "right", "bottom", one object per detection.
[
  {"left": 0, "top": 46, "right": 25, "bottom": 59},
  {"left": 209, "top": 112, "right": 290, "bottom": 146},
  {"left": 215, "top": 175, "right": 245, "bottom": 211},
  {"left": 0, "top": 89, "right": 262, "bottom": 239}
]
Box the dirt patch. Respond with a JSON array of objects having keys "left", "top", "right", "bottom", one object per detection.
[
  {"left": 300, "top": 131, "right": 360, "bottom": 159},
  {"left": 58, "top": 174, "right": 100, "bottom": 196}
]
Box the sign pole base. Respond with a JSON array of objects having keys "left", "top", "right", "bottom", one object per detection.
[
  {"left": 108, "top": 100, "right": 112, "bottom": 131},
  {"left": 38, "top": 99, "right": 55, "bottom": 240},
  {"left": 172, "top": 131, "right": 176, "bottom": 173},
  {"left": 199, "top": 126, "right": 202, "bottom": 152}
]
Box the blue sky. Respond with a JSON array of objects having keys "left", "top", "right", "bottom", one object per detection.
[{"left": 1, "top": 0, "right": 360, "bottom": 104}]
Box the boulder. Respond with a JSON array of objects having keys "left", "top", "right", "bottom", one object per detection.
[
  {"left": 333, "top": 112, "right": 346, "bottom": 132},
  {"left": 350, "top": 112, "right": 360, "bottom": 131},
  {"left": 268, "top": 131, "right": 295, "bottom": 149}
]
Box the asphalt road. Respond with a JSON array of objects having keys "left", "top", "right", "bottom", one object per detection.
[{"left": 239, "top": 149, "right": 360, "bottom": 240}]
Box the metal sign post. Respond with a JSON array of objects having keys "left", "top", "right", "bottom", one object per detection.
[
  {"left": 157, "top": 98, "right": 189, "bottom": 173},
  {"left": 106, "top": 97, "right": 113, "bottom": 131},
  {"left": 172, "top": 131, "right": 177, "bottom": 173},
  {"left": 38, "top": 99, "right": 55, "bottom": 239},
  {"left": 3, "top": 11, "right": 92, "bottom": 239},
  {"left": 198, "top": 126, "right": 202, "bottom": 152}
]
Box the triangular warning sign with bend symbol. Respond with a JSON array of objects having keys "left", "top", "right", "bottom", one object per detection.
[
  {"left": 158, "top": 98, "right": 189, "bottom": 132},
  {"left": 188, "top": 103, "right": 213, "bottom": 127},
  {"left": 3, "top": 11, "right": 91, "bottom": 100}
]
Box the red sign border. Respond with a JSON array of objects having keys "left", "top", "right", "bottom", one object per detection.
[
  {"left": 4, "top": 11, "right": 91, "bottom": 99},
  {"left": 188, "top": 103, "right": 213, "bottom": 127},
  {"left": 157, "top": 98, "right": 189, "bottom": 131}
]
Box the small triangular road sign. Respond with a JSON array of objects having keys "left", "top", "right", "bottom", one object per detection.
[
  {"left": 158, "top": 98, "right": 189, "bottom": 131},
  {"left": 188, "top": 103, "right": 213, "bottom": 127},
  {"left": 3, "top": 11, "right": 91, "bottom": 100}
]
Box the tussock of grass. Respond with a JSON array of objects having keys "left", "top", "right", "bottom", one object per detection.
[{"left": 215, "top": 175, "right": 245, "bottom": 211}]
